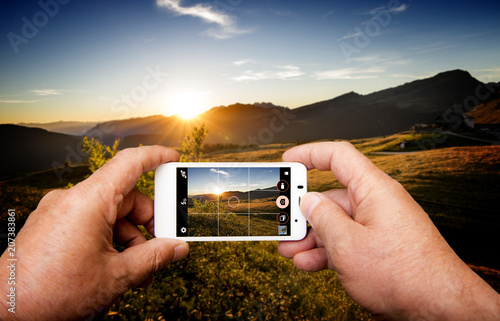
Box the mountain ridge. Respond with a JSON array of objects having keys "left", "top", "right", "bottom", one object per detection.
[
  {"left": 80, "top": 69, "right": 494, "bottom": 146},
  {"left": 3, "top": 69, "right": 500, "bottom": 175}
]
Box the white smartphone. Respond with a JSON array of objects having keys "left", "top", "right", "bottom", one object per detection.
[{"left": 154, "top": 162, "right": 308, "bottom": 241}]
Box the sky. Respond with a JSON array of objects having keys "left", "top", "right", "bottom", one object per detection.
[
  {"left": 188, "top": 167, "right": 279, "bottom": 195},
  {"left": 1, "top": 0, "right": 500, "bottom": 123}
]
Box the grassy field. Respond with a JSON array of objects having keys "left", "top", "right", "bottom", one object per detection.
[
  {"left": 187, "top": 213, "right": 279, "bottom": 237},
  {"left": 1, "top": 132, "right": 499, "bottom": 320},
  {"left": 187, "top": 195, "right": 284, "bottom": 237}
]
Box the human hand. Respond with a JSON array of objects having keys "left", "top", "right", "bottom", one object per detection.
[
  {"left": 0, "top": 146, "right": 189, "bottom": 321},
  {"left": 278, "top": 142, "right": 500, "bottom": 320}
]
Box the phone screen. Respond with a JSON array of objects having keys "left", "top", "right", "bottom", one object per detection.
[{"left": 176, "top": 166, "right": 292, "bottom": 237}]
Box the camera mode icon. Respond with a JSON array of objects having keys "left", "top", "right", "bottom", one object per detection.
[
  {"left": 277, "top": 180, "right": 289, "bottom": 192},
  {"left": 276, "top": 212, "right": 289, "bottom": 224},
  {"left": 276, "top": 195, "right": 289, "bottom": 209}
]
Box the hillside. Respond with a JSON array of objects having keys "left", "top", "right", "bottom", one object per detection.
[
  {"left": 468, "top": 89, "right": 500, "bottom": 124},
  {"left": 5, "top": 70, "right": 499, "bottom": 176},
  {"left": 84, "top": 69, "right": 494, "bottom": 146},
  {"left": 18, "top": 120, "right": 97, "bottom": 136},
  {"left": 282, "top": 70, "right": 487, "bottom": 140},
  {"left": 204, "top": 143, "right": 500, "bottom": 271},
  {"left": 0, "top": 125, "right": 82, "bottom": 177},
  {"left": 85, "top": 105, "right": 290, "bottom": 147},
  {"left": 1, "top": 137, "right": 498, "bottom": 320}
]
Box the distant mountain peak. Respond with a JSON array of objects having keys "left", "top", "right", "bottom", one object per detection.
[
  {"left": 252, "top": 102, "right": 289, "bottom": 109},
  {"left": 434, "top": 69, "right": 472, "bottom": 78},
  {"left": 335, "top": 91, "right": 362, "bottom": 100}
]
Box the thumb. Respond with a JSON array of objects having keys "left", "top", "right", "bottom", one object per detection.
[
  {"left": 300, "top": 192, "right": 356, "bottom": 246},
  {"left": 114, "top": 238, "right": 189, "bottom": 288}
]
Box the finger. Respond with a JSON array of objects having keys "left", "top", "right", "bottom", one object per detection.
[
  {"left": 100, "top": 146, "right": 179, "bottom": 197},
  {"left": 283, "top": 142, "right": 391, "bottom": 207},
  {"left": 322, "top": 189, "right": 352, "bottom": 216},
  {"left": 278, "top": 228, "right": 323, "bottom": 259},
  {"left": 112, "top": 239, "right": 189, "bottom": 288},
  {"left": 300, "top": 192, "right": 361, "bottom": 252},
  {"left": 293, "top": 247, "right": 331, "bottom": 272},
  {"left": 82, "top": 146, "right": 178, "bottom": 223},
  {"left": 117, "top": 189, "right": 154, "bottom": 224},
  {"left": 114, "top": 218, "right": 147, "bottom": 248}
]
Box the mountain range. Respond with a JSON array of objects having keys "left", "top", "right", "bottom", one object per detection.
[
  {"left": 18, "top": 120, "right": 98, "bottom": 136},
  {"left": 80, "top": 69, "right": 499, "bottom": 147},
  {"left": 2, "top": 69, "right": 499, "bottom": 177},
  {"left": 0, "top": 125, "right": 81, "bottom": 176},
  {"left": 190, "top": 186, "right": 279, "bottom": 203}
]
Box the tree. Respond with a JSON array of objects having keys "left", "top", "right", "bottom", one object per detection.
[
  {"left": 82, "top": 137, "right": 119, "bottom": 173},
  {"left": 180, "top": 123, "right": 208, "bottom": 162}
]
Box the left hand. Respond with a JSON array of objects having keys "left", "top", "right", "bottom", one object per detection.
[{"left": 0, "top": 146, "right": 189, "bottom": 321}]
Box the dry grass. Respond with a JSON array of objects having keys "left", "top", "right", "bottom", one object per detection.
[
  {"left": 372, "top": 146, "right": 500, "bottom": 177},
  {"left": 199, "top": 140, "right": 500, "bottom": 286},
  {"left": 2, "top": 134, "right": 498, "bottom": 321}
]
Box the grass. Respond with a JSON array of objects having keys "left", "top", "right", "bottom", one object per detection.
[
  {"left": 0, "top": 164, "right": 92, "bottom": 253},
  {"left": 301, "top": 145, "right": 500, "bottom": 270},
  {"left": 187, "top": 213, "right": 279, "bottom": 237},
  {"left": 350, "top": 131, "right": 494, "bottom": 154},
  {"left": 107, "top": 242, "right": 371, "bottom": 321},
  {"left": 1, "top": 133, "right": 499, "bottom": 320}
]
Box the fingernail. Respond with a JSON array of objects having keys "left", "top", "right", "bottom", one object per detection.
[
  {"left": 300, "top": 192, "right": 321, "bottom": 220},
  {"left": 173, "top": 242, "right": 189, "bottom": 262}
]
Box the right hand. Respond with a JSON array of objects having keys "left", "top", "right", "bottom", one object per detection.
[{"left": 278, "top": 142, "right": 500, "bottom": 320}]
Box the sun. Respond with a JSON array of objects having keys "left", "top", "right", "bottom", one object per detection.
[
  {"left": 172, "top": 92, "right": 207, "bottom": 119},
  {"left": 211, "top": 186, "right": 221, "bottom": 195}
]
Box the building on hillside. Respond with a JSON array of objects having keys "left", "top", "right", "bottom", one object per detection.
[
  {"left": 463, "top": 114, "right": 475, "bottom": 129},
  {"left": 432, "top": 114, "right": 475, "bottom": 132},
  {"left": 411, "top": 124, "right": 436, "bottom": 134},
  {"left": 411, "top": 114, "right": 475, "bottom": 134},
  {"left": 399, "top": 140, "right": 410, "bottom": 149}
]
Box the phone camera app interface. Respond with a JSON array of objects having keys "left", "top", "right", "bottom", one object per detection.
[{"left": 176, "top": 167, "right": 291, "bottom": 237}]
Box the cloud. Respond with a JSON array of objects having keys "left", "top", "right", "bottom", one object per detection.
[
  {"left": 389, "top": 72, "right": 435, "bottom": 80},
  {"left": 322, "top": 10, "right": 335, "bottom": 19},
  {"left": 339, "top": 4, "right": 409, "bottom": 41},
  {"left": 232, "top": 65, "right": 304, "bottom": 82},
  {"left": 337, "top": 31, "right": 363, "bottom": 41},
  {"left": 142, "top": 37, "right": 156, "bottom": 44},
  {"left": 233, "top": 59, "right": 254, "bottom": 66},
  {"left": 210, "top": 168, "right": 230, "bottom": 177},
  {"left": 0, "top": 99, "right": 41, "bottom": 103},
  {"left": 473, "top": 68, "right": 500, "bottom": 82},
  {"left": 269, "top": 9, "right": 298, "bottom": 17},
  {"left": 391, "top": 4, "right": 408, "bottom": 13},
  {"left": 362, "top": 4, "right": 408, "bottom": 14},
  {"left": 315, "top": 67, "right": 385, "bottom": 80},
  {"left": 410, "top": 42, "right": 454, "bottom": 55},
  {"left": 30, "top": 89, "right": 62, "bottom": 96},
  {"left": 350, "top": 55, "right": 412, "bottom": 65},
  {"left": 156, "top": 0, "right": 250, "bottom": 39}
]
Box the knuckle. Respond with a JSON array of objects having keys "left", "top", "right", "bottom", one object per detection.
[
  {"left": 336, "top": 141, "right": 355, "bottom": 150},
  {"left": 38, "top": 189, "right": 66, "bottom": 206},
  {"left": 116, "top": 147, "right": 137, "bottom": 159},
  {"left": 149, "top": 245, "right": 170, "bottom": 273}
]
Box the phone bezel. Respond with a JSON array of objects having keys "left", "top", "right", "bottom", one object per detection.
[{"left": 154, "top": 162, "right": 307, "bottom": 241}]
